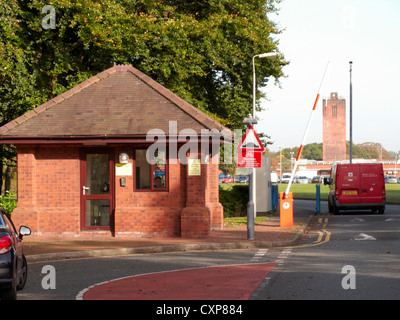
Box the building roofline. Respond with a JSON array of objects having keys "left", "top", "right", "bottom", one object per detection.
[
  {"left": 0, "top": 132, "right": 233, "bottom": 145},
  {"left": 0, "top": 65, "right": 231, "bottom": 138}
]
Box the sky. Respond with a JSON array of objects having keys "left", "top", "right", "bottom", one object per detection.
[{"left": 257, "top": 0, "right": 400, "bottom": 154}]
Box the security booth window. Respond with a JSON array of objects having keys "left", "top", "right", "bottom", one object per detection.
[{"left": 134, "top": 148, "right": 167, "bottom": 191}]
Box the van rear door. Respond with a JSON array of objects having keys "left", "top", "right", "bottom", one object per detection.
[
  {"left": 337, "top": 164, "right": 361, "bottom": 204},
  {"left": 360, "top": 164, "right": 384, "bottom": 203}
]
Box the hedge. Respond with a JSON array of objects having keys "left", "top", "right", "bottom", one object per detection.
[{"left": 219, "top": 184, "right": 249, "bottom": 217}]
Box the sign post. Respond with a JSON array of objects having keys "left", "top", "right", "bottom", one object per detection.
[{"left": 237, "top": 124, "right": 264, "bottom": 240}]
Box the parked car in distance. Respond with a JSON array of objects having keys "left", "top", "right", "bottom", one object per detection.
[
  {"left": 221, "top": 175, "right": 233, "bottom": 183},
  {"left": 281, "top": 173, "right": 291, "bottom": 183},
  {"left": 296, "top": 176, "right": 309, "bottom": 184},
  {"left": 311, "top": 176, "right": 322, "bottom": 183},
  {"left": 398, "top": 177, "right": 400, "bottom": 184},
  {"left": 387, "top": 176, "right": 398, "bottom": 183},
  {"left": 236, "top": 176, "right": 249, "bottom": 183},
  {"left": 0, "top": 208, "right": 31, "bottom": 300}
]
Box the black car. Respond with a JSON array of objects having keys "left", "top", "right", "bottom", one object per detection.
[
  {"left": 0, "top": 208, "right": 31, "bottom": 300},
  {"left": 311, "top": 176, "right": 322, "bottom": 183}
]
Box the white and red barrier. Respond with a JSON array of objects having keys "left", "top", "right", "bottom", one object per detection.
[{"left": 284, "top": 63, "right": 330, "bottom": 199}]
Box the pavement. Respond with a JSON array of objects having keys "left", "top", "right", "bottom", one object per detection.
[{"left": 23, "top": 203, "right": 316, "bottom": 263}]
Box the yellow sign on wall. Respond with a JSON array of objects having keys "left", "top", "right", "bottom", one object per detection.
[
  {"left": 116, "top": 163, "right": 133, "bottom": 176},
  {"left": 188, "top": 159, "right": 201, "bottom": 176}
]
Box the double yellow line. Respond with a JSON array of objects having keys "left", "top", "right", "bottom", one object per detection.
[
  {"left": 291, "top": 217, "right": 331, "bottom": 248},
  {"left": 316, "top": 217, "right": 331, "bottom": 243}
]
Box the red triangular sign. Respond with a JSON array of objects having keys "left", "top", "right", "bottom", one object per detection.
[{"left": 237, "top": 126, "right": 265, "bottom": 151}]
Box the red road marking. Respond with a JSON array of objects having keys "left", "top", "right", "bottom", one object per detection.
[{"left": 83, "top": 263, "right": 277, "bottom": 300}]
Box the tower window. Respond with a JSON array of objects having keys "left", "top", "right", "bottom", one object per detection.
[{"left": 332, "top": 105, "right": 337, "bottom": 117}]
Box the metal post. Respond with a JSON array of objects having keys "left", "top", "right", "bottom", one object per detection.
[
  {"left": 248, "top": 52, "right": 277, "bottom": 239},
  {"left": 349, "top": 61, "right": 353, "bottom": 164},
  {"left": 243, "top": 118, "right": 257, "bottom": 241},
  {"left": 252, "top": 56, "right": 257, "bottom": 220},
  {"left": 247, "top": 167, "right": 255, "bottom": 240},
  {"left": 279, "top": 147, "right": 282, "bottom": 184}
]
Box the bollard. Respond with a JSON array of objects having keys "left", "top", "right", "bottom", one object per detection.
[
  {"left": 280, "top": 192, "right": 293, "bottom": 228},
  {"left": 271, "top": 184, "right": 278, "bottom": 212},
  {"left": 315, "top": 183, "right": 321, "bottom": 215}
]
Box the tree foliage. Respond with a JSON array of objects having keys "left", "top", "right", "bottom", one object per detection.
[
  {"left": 1, "top": 0, "right": 287, "bottom": 129},
  {"left": 0, "top": 0, "right": 287, "bottom": 191},
  {"left": 272, "top": 142, "right": 392, "bottom": 162}
]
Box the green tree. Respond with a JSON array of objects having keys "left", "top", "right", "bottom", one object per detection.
[
  {"left": 0, "top": 0, "right": 287, "bottom": 188},
  {"left": 346, "top": 141, "right": 390, "bottom": 159},
  {"left": 0, "top": 1, "right": 46, "bottom": 193},
  {"left": 2, "top": 0, "right": 286, "bottom": 124},
  {"left": 302, "top": 143, "right": 323, "bottom": 160},
  {"left": 279, "top": 143, "right": 322, "bottom": 161}
]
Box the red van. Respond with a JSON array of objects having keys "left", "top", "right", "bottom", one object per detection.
[{"left": 324, "top": 163, "right": 386, "bottom": 214}]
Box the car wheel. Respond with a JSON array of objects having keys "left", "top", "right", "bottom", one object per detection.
[
  {"left": 17, "top": 255, "right": 28, "bottom": 291},
  {"left": 378, "top": 208, "right": 385, "bottom": 215},
  {"left": 0, "top": 269, "right": 17, "bottom": 300}
]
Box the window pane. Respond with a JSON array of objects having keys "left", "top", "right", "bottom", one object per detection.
[
  {"left": 153, "top": 150, "right": 166, "bottom": 189},
  {"left": 86, "top": 153, "right": 110, "bottom": 195},
  {"left": 86, "top": 200, "right": 110, "bottom": 227},
  {"left": 0, "top": 214, "right": 7, "bottom": 228},
  {"left": 135, "top": 149, "right": 150, "bottom": 189}
]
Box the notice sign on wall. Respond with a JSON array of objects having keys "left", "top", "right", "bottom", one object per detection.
[
  {"left": 188, "top": 159, "right": 201, "bottom": 176},
  {"left": 116, "top": 163, "right": 133, "bottom": 176}
]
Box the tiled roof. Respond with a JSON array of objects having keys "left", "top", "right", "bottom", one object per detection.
[{"left": 0, "top": 65, "right": 231, "bottom": 142}]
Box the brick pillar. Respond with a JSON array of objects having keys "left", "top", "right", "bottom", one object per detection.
[
  {"left": 181, "top": 156, "right": 211, "bottom": 238},
  {"left": 208, "top": 152, "right": 223, "bottom": 230}
]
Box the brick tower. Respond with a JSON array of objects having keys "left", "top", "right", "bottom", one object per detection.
[{"left": 323, "top": 92, "right": 346, "bottom": 161}]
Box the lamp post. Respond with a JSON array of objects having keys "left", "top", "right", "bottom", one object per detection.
[
  {"left": 279, "top": 146, "right": 282, "bottom": 184},
  {"left": 349, "top": 61, "right": 353, "bottom": 164},
  {"left": 253, "top": 53, "right": 278, "bottom": 118},
  {"left": 290, "top": 150, "right": 294, "bottom": 172},
  {"left": 247, "top": 52, "right": 277, "bottom": 240}
]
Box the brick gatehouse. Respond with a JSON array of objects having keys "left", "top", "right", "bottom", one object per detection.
[{"left": 0, "top": 65, "right": 230, "bottom": 239}]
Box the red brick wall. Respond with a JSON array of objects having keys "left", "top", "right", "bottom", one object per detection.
[
  {"left": 113, "top": 147, "right": 186, "bottom": 237},
  {"left": 13, "top": 145, "right": 81, "bottom": 237},
  {"left": 12, "top": 145, "right": 223, "bottom": 239},
  {"left": 114, "top": 148, "right": 223, "bottom": 238}
]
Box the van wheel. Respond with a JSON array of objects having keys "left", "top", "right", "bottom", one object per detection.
[
  {"left": 333, "top": 204, "right": 339, "bottom": 215},
  {"left": 328, "top": 200, "right": 333, "bottom": 213},
  {"left": 378, "top": 208, "right": 385, "bottom": 214}
]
